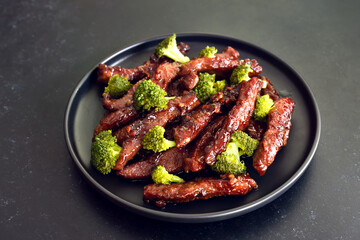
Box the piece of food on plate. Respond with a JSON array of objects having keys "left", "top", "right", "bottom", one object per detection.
[
  {"left": 97, "top": 40, "right": 190, "bottom": 84},
  {"left": 178, "top": 46, "right": 241, "bottom": 89},
  {"left": 204, "top": 77, "right": 263, "bottom": 166},
  {"left": 198, "top": 46, "right": 218, "bottom": 58},
  {"left": 143, "top": 173, "right": 258, "bottom": 208},
  {"left": 113, "top": 91, "right": 200, "bottom": 170},
  {"left": 142, "top": 125, "right": 176, "bottom": 153},
  {"left": 154, "top": 33, "right": 190, "bottom": 64},
  {"left": 174, "top": 83, "right": 241, "bottom": 148},
  {"left": 151, "top": 165, "right": 185, "bottom": 185},
  {"left": 91, "top": 130, "right": 122, "bottom": 174},
  {"left": 117, "top": 147, "right": 188, "bottom": 179},
  {"left": 183, "top": 115, "right": 226, "bottom": 173},
  {"left": 253, "top": 98, "right": 296, "bottom": 176}
]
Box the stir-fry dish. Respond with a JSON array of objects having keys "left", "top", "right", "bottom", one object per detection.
[{"left": 91, "top": 34, "right": 296, "bottom": 208}]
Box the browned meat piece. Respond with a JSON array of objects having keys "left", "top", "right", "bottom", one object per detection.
[
  {"left": 173, "top": 84, "right": 241, "bottom": 148},
  {"left": 143, "top": 173, "right": 258, "bottom": 207},
  {"left": 253, "top": 98, "right": 295, "bottom": 176},
  {"left": 93, "top": 62, "right": 182, "bottom": 138},
  {"left": 183, "top": 115, "right": 225, "bottom": 173},
  {"left": 179, "top": 47, "right": 241, "bottom": 89},
  {"left": 242, "top": 58, "right": 263, "bottom": 77},
  {"left": 113, "top": 91, "right": 200, "bottom": 170},
  {"left": 173, "top": 104, "right": 221, "bottom": 148},
  {"left": 204, "top": 78, "right": 263, "bottom": 166},
  {"left": 102, "top": 80, "right": 141, "bottom": 112},
  {"left": 116, "top": 147, "right": 188, "bottom": 179},
  {"left": 97, "top": 63, "right": 153, "bottom": 85},
  {"left": 245, "top": 118, "right": 267, "bottom": 141},
  {"left": 102, "top": 62, "right": 180, "bottom": 112},
  {"left": 260, "top": 76, "right": 281, "bottom": 101},
  {"left": 97, "top": 42, "right": 190, "bottom": 84},
  {"left": 150, "top": 62, "right": 181, "bottom": 90},
  {"left": 93, "top": 105, "right": 139, "bottom": 138}
]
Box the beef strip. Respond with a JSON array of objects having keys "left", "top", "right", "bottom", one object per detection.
[
  {"left": 143, "top": 173, "right": 258, "bottom": 208},
  {"left": 242, "top": 58, "right": 263, "bottom": 77},
  {"left": 113, "top": 91, "right": 200, "bottom": 170},
  {"left": 93, "top": 62, "right": 181, "bottom": 138},
  {"left": 97, "top": 42, "right": 190, "bottom": 85},
  {"left": 173, "top": 84, "right": 241, "bottom": 148},
  {"left": 116, "top": 147, "right": 188, "bottom": 179},
  {"left": 183, "top": 115, "right": 226, "bottom": 173},
  {"left": 260, "top": 76, "right": 281, "bottom": 101},
  {"left": 93, "top": 105, "right": 139, "bottom": 138},
  {"left": 245, "top": 118, "right": 267, "bottom": 141},
  {"left": 102, "top": 62, "right": 180, "bottom": 111},
  {"left": 178, "top": 47, "right": 241, "bottom": 89},
  {"left": 204, "top": 77, "right": 263, "bottom": 166},
  {"left": 252, "top": 98, "right": 295, "bottom": 176}
]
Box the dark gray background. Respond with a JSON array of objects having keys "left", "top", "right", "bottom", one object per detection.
[{"left": 1, "top": 0, "right": 359, "bottom": 239}]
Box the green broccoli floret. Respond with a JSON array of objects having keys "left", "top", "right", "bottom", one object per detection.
[
  {"left": 193, "top": 72, "right": 227, "bottom": 103},
  {"left": 253, "top": 94, "right": 274, "bottom": 121},
  {"left": 91, "top": 130, "right": 122, "bottom": 174},
  {"left": 230, "top": 64, "right": 254, "bottom": 85},
  {"left": 151, "top": 165, "right": 185, "bottom": 184},
  {"left": 154, "top": 34, "right": 190, "bottom": 63},
  {"left": 231, "top": 130, "right": 259, "bottom": 157},
  {"left": 212, "top": 142, "right": 247, "bottom": 174},
  {"left": 134, "top": 80, "right": 174, "bottom": 112},
  {"left": 198, "top": 46, "right": 218, "bottom": 58},
  {"left": 142, "top": 125, "right": 176, "bottom": 152},
  {"left": 104, "top": 74, "right": 133, "bottom": 98}
]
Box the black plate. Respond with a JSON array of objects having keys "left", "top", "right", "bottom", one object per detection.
[{"left": 64, "top": 33, "right": 321, "bottom": 223}]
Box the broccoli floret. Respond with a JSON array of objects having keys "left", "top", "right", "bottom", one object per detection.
[
  {"left": 198, "top": 46, "right": 218, "bottom": 58},
  {"left": 212, "top": 142, "right": 247, "bottom": 175},
  {"left": 142, "top": 125, "right": 176, "bottom": 152},
  {"left": 151, "top": 165, "right": 185, "bottom": 184},
  {"left": 193, "top": 72, "right": 227, "bottom": 103},
  {"left": 253, "top": 94, "right": 274, "bottom": 121},
  {"left": 154, "top": 34, "right": 190, "bottom": 63},
  {"left": 134, "top": 80, "right": 174, "bottom": 112},
  {"left": 230, "top": 64, "right": 254, "bottom": 85},
  {"left": 104, "top": 74, "right": 133, "bottom": 98},
  {"left": 91, "top": 130, "right": 122, "bottom": 174},
  {"left": 231, "top": 130, "right": 259, "bottom": 157}
]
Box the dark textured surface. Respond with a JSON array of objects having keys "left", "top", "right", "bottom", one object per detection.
[{"left": 0, "top": 0, "right": 359, "bottom": 239}]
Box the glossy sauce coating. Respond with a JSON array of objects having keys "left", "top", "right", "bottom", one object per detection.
[
  {"left": 117, "top": 147, "right": 188, "bottom": 179},
  {"left": 113, "top": 91, "right": 200, "bottom": 170},
  {"left": 253, "top": 98, "right": 295, "bottom": 176},
  {"left": 173, "top": 84, "right": 241, "bottom": 148},
  {"left": 204, "top": 77, "right": 263, "bottom": 166},
  {"left": 179, "top": 47, "right": 241, "bottom": 89},
  {"left": 143, "top": 173, "right": 258, "bottom": 207},
  {"left": 97, "top": 42, "right": 190, "bottom": 84},
  {"left": 183, "top": 115, "right": 225, "bottom": 173}
]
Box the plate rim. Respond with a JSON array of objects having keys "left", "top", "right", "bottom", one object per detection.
[{"left": 64, "top": 33, "right": 321, "bottom": 223}]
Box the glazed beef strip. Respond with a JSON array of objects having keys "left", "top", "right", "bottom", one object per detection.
[
  {"left": 116, "top": 147, "right": 188, "bottom": 179},
  {"left": 93, "top": 104, "right": 139, "bottom": 139},
  {"left": 178, "top": 47, "right": 241, "bottom": 89},
  {"left": 245, "top": 77, "right": 281, "bottom": 141},
  {"left": 173, "top": 84, "right": 241, "bottom": 148},
  {"left": 97, "top": 42, "right": 190, "bottom": 85},
  {"left": 253, "top": 98, "right": 295, "bottom": 176},
  {"left": 183, "top": 115, "right": 226, "bottom": 173},
  {"left": 143, "top": 173, "right": 258, "bottom": 208},
  {"left": 204, "top": 77, "right": 263, "bottom": 166},
  {"left": 113, "top": 91, "right": 200, "bottom": 170},
  {"left": 93, "top": 62, "right": 181, "bottom": 138},
  {"left": 260, "top": 76, "right": 281, "bottom": 101},
  {"left": 102, "top": 62, "right": 181, "bottom": 111}
]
